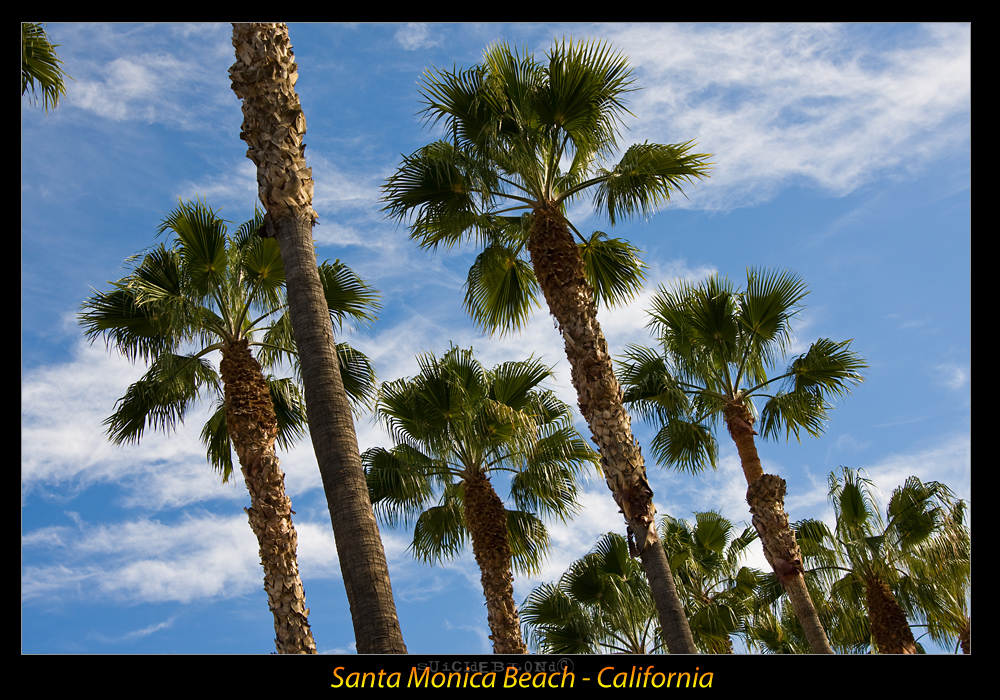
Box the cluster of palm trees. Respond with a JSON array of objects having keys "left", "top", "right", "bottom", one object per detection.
[
  {"left": 57, "top": 23, "right": 969, "bottom": 653},
  {"left": 522, "top": 472, "right": 969, "bottom": 655}
]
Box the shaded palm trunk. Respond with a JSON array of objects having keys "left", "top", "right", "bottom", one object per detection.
[
  {"left": 463, "top": 470, "right": 528, "bottom": 654},
  {"left": 526, "top": 205, "right": 697, "bottom": 654},
  {"left": 220, "top": 338, "right": 316, "bottom": 654},
  {"left": 864, "top": 575, "right": 917, "bottom": 654},
  {"left": 724, "top": 403, "right": 834, "bottom": 654},
  {"left": 230, "top": 22, "right": 406, "bottom": 654}
]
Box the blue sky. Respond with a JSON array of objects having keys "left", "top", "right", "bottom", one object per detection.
[{"left": 22, "top": 22, "right": 970, "bottom": 655}]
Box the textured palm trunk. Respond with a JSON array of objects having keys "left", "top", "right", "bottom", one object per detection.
[
  {"left": 463, "top": 470, "right": 529, "bottom": 654},
  {"left": 959, "top": 616, "right": 970, "bottom": 654},
  {"left": 725, "top": 403, "right": 834, "bottom": 654},
  {"left": 526, "top": 204, "right": 697, "bottom": 654},
  {"left": 864, "top": 575, "right": 917, "bottom": 654},
  {"left": 230, "top": 22, "right": 406, "bottom": 654},
  {"left": 220, "top": 338, "right": 316, "bottom": 654}
]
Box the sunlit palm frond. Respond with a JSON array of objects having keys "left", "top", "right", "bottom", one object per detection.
[
  {"left": 156, "top": 199, "right": 230, "bottom": 301},
  {"left": 590, "top": 141, "right": 712, "bottom": 225},
  {"left": 578, "top": 231, "right": 646, "bottom": 308},
  {"left": 738, "top": 268, "right": 807, "bottom": 357},
  {"left": 649, "top": 418, "right": 717, "bottom": 474},
  {"left": 786, "top": 337, "right": 867, "bottom": 397},
  {"left": 22, "top": 23, "right": 72, "bottom": 112}
]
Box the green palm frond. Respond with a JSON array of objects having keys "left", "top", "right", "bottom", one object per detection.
[
  {"left": 201, "top": 398, "right": 235, "bottom": 482},
  {"left": 336, "top": 343, "right": 378, "bottom": 414},
  {"left": 758, "top": 387, "right": 829, "bottom": 442},
  {"left": 590, "top": 141, "right": 712, "bottom": 225},
  {"left": 363, "top": 445, "right": 438, "bottom": 527},
  {"left": 649, "top": 418, "right": 717, "bottom": 474},
  {"left": 785, "top": 338, "right": 867, "bottom": 397},
  {"left": 506, "top": 509, "right": 549, "bottom": 575},
  {"left": 578, "top": 231, "right": 647, "bottom": 308},
  {"left": 157, "top": 199, "right": 231, "bottom": 302},
  {"left": 22, "top": 23, "right": 72, "bottom": 112},
  {"left": 269, "top": 376, "right": 308, "bottom": 451},
  {"left": 104, "top": 353, "right": 219, "bottom": 445},
  {"left": 239, "top": 230, "right": 286, "bottom": 313},
  {"left": 464, "top": 238, "right": 540, "bottom": 335},
  {"left": 410, "top": 480, "right": 468, "bottom": 564},
  {"left": 318, "top": 260, "right": 381, "bottom": 330}
]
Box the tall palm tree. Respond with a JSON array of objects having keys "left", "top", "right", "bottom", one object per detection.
[
  {"left": 79, "top": 200, "right": 379, "bottom": 653},
  {"left": 661, "top": 511, "right": 765, "bottom": 653},
  {"left": 22, "top": 22, "right": 72, "bottom": 112},
  {"left": 230, "top": 22, "right": 407, "bottom": 653},
  {"left": 794, "top": 467, "right": 970, "bottom": 654},
  {"left": 382, "top": 38, "right": 711, "bottom": 655},
  {"left": 365, "top": 346, "right": 596, "bottom": 653},
  {"left": 618, "top": 268, "right": 867, "bottom": 653}
]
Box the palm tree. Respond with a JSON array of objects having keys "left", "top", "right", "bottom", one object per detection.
[
  {"left": 79, "top": 200, "right": 379, "bottom": 653},
  {"left": 618, "top": 268, "right": 867, "bottom": 653},
  {"left": 382, "top": 38, "right": 711, "bottom": 655},
  {"left": 229, "top": 22, "right": 407, "bottom": 653},
  {"left": 794, "top": 467, "right": 970, "bottom": 654},
  {"left": 364, "top": 345, "right": 596, "bottom": 653},
  {"left": 22, "top": 22, "right": 72, "bottom": 112},
  {"left": 521, "top": 531, "right": 662, "bottom": 654},
  {"left": 661, "top": 511, "right": 765, "bottom": 653}
]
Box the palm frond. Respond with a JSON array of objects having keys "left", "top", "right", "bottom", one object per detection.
[
  {"left": 22, "top": 23, "right": 72, "bottom": 112},
  {"left": 464, "top": 239, "right": 540, "bottom": 335},
  {"left": 104, "top": 353, "right": 219, "bottom": 445},
  {"left": 590, "top": 141, "right": 712, "bottom": 224},
  {"left": 156, "top": 199, "right": 231, "bottom": 302},
  {"left": 578, "top": 231, "right": 647, "bottom": 308},
  {"left": 317, "top": 259, "right": 381, "bottom": 330}
]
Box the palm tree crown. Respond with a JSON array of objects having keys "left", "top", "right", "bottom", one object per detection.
[
  {"left": 794, "top": 467, "right": 970, "bottom": 653},
  {"left": 364, "top": 345, "right": 596, "bottom": 653},
  {"left": 383, "top": 36, "right": 711, "bottom": 655},
  {"left": 621, "top": 268, "right": 867, "bottom": 474},
  {"left": 661, "top": 511, "right": 765, "bottom": 653},
  {"left": 79, "top": 199, "right": 380, "bottom": 653},
  {"left": 619, "top": 267, "right": 867, "bottom": 653},
  {"left": 521, "top": 531, "right": 662, "bottom": 654},
  {"left": 383, "top": 39, "right": 710, "bottom": 336},
  {"left": 80, "top": 199, "right": 379, "bottom": 478}
]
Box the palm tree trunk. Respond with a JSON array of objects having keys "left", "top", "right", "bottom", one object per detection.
[
  {"left": 463, "top": 470, "right": 529, "bottom": 654},
  {"left": 230, "top": 22, "right": 406, "bottom": 654},
  {"left": 959, "top": 616, "right": 970, "bottom": 654},
  {"left": 526, "top": 204, "right": 697, "bottom": 654},
  {"left": 220, "top": 338, "right": 316, "bottom": 654},
  {"left": 864, "top": 575, "right": 917, "bottom": 654},
  {"left": 725, "top": 403, "right": 834, "bottom": 654}
]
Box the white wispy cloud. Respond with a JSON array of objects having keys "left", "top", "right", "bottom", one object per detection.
[{"left": 598, "top": 23, "right": 970, "bottom": 211}]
